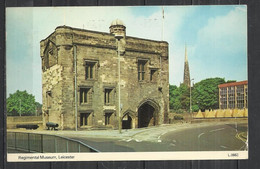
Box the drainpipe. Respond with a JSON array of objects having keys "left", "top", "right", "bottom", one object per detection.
[{"left": 73, "top": 45, "right": 78, "bottom": 131}]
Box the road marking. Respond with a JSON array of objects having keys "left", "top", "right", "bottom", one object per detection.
[
  {"left": 161, "top": 132, "right": 167, "bottom": 136},
  {"left": 135, "top": 139, "right": 142, "bottom": 142},
  {"left": 198, "top": 133, "right": 205, "bottom": 138},
  {"left": 158, "top": 131, "right": 167, "bottom": 140},
  {"left": 126, "top": 139, "right": 132, "bottom": 142},
  {"left": 220, "top": 145, "right": 227, "bottom": 149},
  {"left": 209, "top": 128, "right": 225, "bottom": 133},
  {"left": 236, "top": 132, "right": 247, "bottom": 142}
]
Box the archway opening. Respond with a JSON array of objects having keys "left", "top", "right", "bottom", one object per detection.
[
  {"left": 122, "top": 114, "right": 132, "bottom": 129},
  {"left": 138, "top": 103, "right": 157, "bottom": 128}
]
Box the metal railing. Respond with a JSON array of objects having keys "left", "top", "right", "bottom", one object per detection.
[{"left": 7, "top": 132, "right": 99, "bottom": 153}]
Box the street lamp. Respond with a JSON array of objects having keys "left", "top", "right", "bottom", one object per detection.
[
  {"left": 190, "top": 78, "right": 194, "bottom": 119},
  {"left": 115, "top": 32, "right": 123, "bottom": 134},
  {"left": 19, "top": 99, "right": 21, "bottom": 116}
]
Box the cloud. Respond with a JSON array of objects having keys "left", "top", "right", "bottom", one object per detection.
[{"left": 191, "top": 6, "right": 247, "bottom": 83}]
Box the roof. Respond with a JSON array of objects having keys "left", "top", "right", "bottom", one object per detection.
[
  {"left": 218, "top": 80, "right": 248, "bottom": 88},
  {"left": 41, "top": 25, "right": 168, "bottom": 44},
  {"left": 110, "top": 19, "right": 125, "bottom": 27}
]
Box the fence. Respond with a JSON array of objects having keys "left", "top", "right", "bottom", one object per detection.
[
  {"left": 7, "top": 132, "right": 99, "bottom": 153},
  {"left": 194, "top": 108, "right": 248, "bottom": 119}
]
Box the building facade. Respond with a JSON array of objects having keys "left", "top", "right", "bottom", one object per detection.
[
  {"left": 218, "top": 80, "right": 248, "bottom": 109},
  {"left": 40, "top": 20, "right": 169, "bottom": 130}
]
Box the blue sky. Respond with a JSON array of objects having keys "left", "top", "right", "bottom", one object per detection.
[{"left": 6, "top": 6, "right": 247, "bottom": 103}]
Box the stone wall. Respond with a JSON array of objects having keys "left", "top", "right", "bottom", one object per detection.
[{"left": 7, "top": 116, "right": 43, "bottom": 129}]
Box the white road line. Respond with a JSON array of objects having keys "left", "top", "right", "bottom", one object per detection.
[
  {"left": 220, "top": 145, "right": 227, "bottom": 149},
  {"left": 161, "top": 132, "right": 167, "bottom": 136},
  {"left": 126, "top": 139, "right": 132, "bottom": 142},
  {"left": 210, "top": 128, "right": 225, "bottom": 133},
  {"left": 135, "top": 139, "right": 142, "bottom": 142},
  {"left": 198, "top": 133, "right": 205, "bottom": 138}
]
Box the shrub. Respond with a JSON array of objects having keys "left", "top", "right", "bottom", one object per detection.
[{"left": 174, "top": 114, "right": 184, "bottom": 120}]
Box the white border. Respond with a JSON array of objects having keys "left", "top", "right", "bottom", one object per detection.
[{"left": 7, "top": 151, "right": 248, "bottom": 162}]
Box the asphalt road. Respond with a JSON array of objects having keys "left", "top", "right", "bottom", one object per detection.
[{"left": 70, "top": 122, "right": 248, "bottom": 152}]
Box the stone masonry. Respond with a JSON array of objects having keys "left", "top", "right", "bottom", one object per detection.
[{"left": 41, "top": 19, "right": 169, "bottom": 130}]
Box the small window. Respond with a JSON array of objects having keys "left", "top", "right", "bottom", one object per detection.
[
  {"left": 104, "top": 88, "right": 114, "bottom": 105},
  {"left": 80, "top": 113, "right": 91, "bottom": 126},
  {"left": 85, "top": 61, "right": 97, "bottom": 80},
  {"left": 138, "top": 60, "right": 147, "bottom": 81},
  {"left": 80, "top": 88, "right": 90, "bottom": 104},
  {"left": 150, "top": 69, "right": 157, "bottom": 82},
  {"left": 46, "top": 91, "right": 52, "bottom": 108},
  {"left": 105, "top": 112, "right": 113, "bottom": 125}
]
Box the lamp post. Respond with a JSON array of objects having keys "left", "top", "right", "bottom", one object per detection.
[
  {"left": 190, "top": 78, "right": 194, "bottom": 119},
  {"left": 19, "top": 99, "right": 21, "bottom": 117},
  {"left": 115, "top": 33, "right": 123, "bottom": 134}
]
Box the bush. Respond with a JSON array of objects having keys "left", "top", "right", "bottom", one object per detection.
[
  {"left": 175, "top": 109, "right": 186, "bottom": 114},
  {"left": 192, "top": 105, "right": 200, "bottom": 112},
  {"left": 174, "top": 114, "right": 184, "bottom": 120}
]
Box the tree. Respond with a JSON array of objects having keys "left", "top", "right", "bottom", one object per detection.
[
  {"left": 192, "top": 77, "right": 225, "bottom": 111},
  {"left": 169, "top": 84, "right": 190, "bottom": 111},
  {"left": 7, "top": 90, "right": 38, "bottom": 116},
  {"left": 169, "top": 85, "right": 178, "bottom": 109}
]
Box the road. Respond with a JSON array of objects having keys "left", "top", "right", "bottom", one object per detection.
[{"left": 69, "top": 122, "right": 248, "bottom": 152}]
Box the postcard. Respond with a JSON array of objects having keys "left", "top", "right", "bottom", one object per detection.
[{"left": 6, "top": 5, "right": 248, "bottom": 161}]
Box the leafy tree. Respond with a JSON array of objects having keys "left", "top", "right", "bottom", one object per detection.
[
  {"left": 7, "top": 90, "right": 37, "bottom": 116},
  {"left": 226, "top": 80, "right": 237, "bottom": 83},
  {"left": 169, "top": 84, "right": 190, "bottom": 111},
  {"left": 35, "top": 102, "right": 42, "bottom": 116},
  {"left": 192, "top": 77, "right": 225, "bottom": 111},
  {"left": 169, "top": 85, "right": 178, "bottom": 109}
]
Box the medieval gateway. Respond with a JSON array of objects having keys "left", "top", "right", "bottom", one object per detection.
[{"left": 41, "top": 19, "right": 169, "bottom": 130}]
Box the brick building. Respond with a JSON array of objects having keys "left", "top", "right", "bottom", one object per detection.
[
  {"left": 40, "top": 19, "right": 169, "bottom": 130},
  {"left": 218, "top": 80, "right": 248, "bottom": 109}
]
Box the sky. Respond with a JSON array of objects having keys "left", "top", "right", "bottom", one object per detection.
[{"left": 6, "top": 6, "right": 247, "bottom": 103}]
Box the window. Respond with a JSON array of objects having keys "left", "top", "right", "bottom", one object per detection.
[
  {"left": 46, "top": 91, "right": 52, "bottom": 108},
  {"left": 104, "top": 88, "right": 114, "bottom": 105},
  {"left": 80, "top": 88, "right": 90, "bottom": 104},
  {"left": 150, "top": 69, "right": 157, "bottom": 82},
  {"left": 138, "top": 60, "right": 147, "bottom": 81},
  {"left": 236, "top": 86, "right": 244, "bottom": 109},
  {"left": 228, "top": 86, "right": 235, "bottom": 109},
  {"left": 245, "top": 86, "right": 248, "bottom": 108},
  {"left": 105, "top": 112, "right": 113, "bottom": 125},
  {"left": 80, "top": 113, "right": 91, "bottom": 126},
  {"left": 219, "top": 88, "right": 227, "bottom": 109},
  {"left": 85, "top": 61, "right": 97, "bottom": 80}
]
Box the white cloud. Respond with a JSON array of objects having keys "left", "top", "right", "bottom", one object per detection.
[
  {"left": 191, "top": 6, "right": 247, "bottom": 83},
  {"left": 197, "top": 7, "right": 247, "bottom": 54}
]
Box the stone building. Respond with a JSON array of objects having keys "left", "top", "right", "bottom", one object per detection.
[
  {"left": 218, "top": 80, "right": 248, "bottom": 109},
  {"left": 40, "top": 19, "right": 169, "bottom": 130}
]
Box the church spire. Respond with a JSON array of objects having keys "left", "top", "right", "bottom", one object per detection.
[{"left": 183, "top": 44, "right": 190, "bottom": 87}]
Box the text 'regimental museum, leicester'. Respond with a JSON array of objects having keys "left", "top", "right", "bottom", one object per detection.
[{"left": 40, "top": 19, "right": 169, "bottom": 130}]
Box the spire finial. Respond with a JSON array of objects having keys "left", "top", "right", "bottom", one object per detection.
[{"left": 185, "top": 43, "right": 188, "bottom": 62}]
